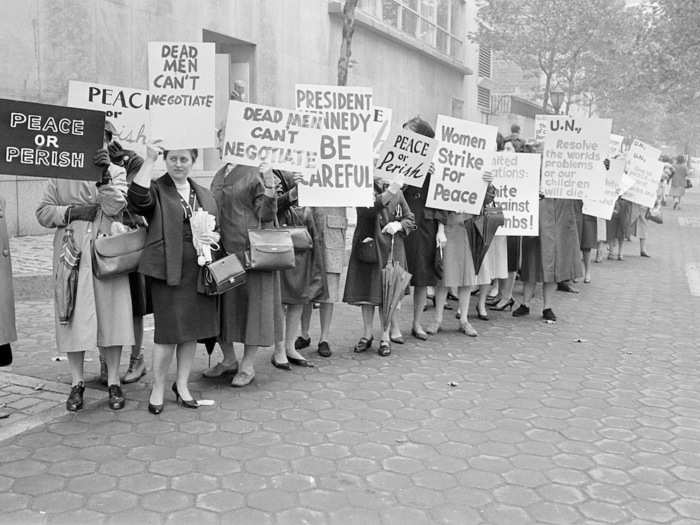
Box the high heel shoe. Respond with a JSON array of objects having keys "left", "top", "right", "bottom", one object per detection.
[
  {"left": 148, "top": 389, "right": 163, "bottom": 414},
  {"left": 489, "top": 298, "right": 515, "bottom": 311},
  {"left": 171, "top": 383, "right": 198, "bottom": 409},
  {"left": 475, "top": 306, "right": 489, "bottom": 321}
]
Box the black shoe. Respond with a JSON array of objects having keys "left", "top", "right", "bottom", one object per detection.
[
  {"left": 354, "top": 336, "right": 373, "bottom": 353},
  {"left": 171, "top": 383, "right": 198, "bottom": 409},
  {"left": 490, "top": 298, "right": 515, "bottom": 311},
  {"left": 512, "top": 305, "right": 530, "bottom": 317},
  {"left": 271, "top": 356, "right": 291, "bottom": 370},
  {"left": 108, "top": 385, "right": 125, "bottom": 410},
  {"left": 288, "top": 356, "right": 314, "bottom": 367},
  {"left": 148, "top": 402, "right": 164, "bottom": 415},
  {"left": 475, "top": 306, "right": 489, "bottom": 321},
  {"left": 66, "top": 382, "right": 85, "bottom": 412},
  {"left": 294, "top": 336, "right": 311, "bottom": 350},
  {"left": 542, "top": 308, "right": 557, "bottom": 322},
  {"left": 378, "top": 340, "right": 391, "bottom": 356},
  {"left": 557, "top": 282, "right": 579, "bottom": 293},
  {"left": 640, "top": 251, "right": 650, "bottom": 258},
  {"left": 317, "top": 341, "right": 332, "bottom": 358}
]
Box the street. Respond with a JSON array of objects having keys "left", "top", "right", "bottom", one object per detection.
[{"left": 1, "top": 192, "right": 700, "bottom": 525}]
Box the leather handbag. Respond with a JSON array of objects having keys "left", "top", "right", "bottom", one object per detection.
[
  {"left": 246, "top": 216, "right": 295, "bottom": 271},
  {"left": 286, "top": 226, "right": 313, "bottom": 252},
  {"left": 198, "top": 253, "right": 247, "bottom": 295},
  {"left": 92, "top": 227, "right": 147, "bottom": 279},
  {"left": 356, "top": 237, "right": 378, "bottom": 264}
]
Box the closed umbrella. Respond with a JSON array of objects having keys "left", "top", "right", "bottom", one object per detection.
[
  {"left": 465, "top": 206, "right": 505, "bottom": 274},
  {"left": 55, "top": 229, "right": 81, "bottom": 324},
  {"left": 380, "top": 236, "right": 412, "bottom": 333}
]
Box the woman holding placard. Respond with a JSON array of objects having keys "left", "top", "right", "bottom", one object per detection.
[
  {"left": 128, "top": 144, "right": 219, "bottom": 413},
  {"left": 344, "top": 179, "right": 415, "bottom": 356},
  {"left": 400, "top": 117, "right": 441, "bottom": 340},
  {"left": 36, "top": 131, "right": 134, "bottom": 412}
]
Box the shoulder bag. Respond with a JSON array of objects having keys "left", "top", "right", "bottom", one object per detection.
[
  {"left": 92, "top": 209, "right": 147, "bottom": 279},
  {"left": 245, "top": 215, "right": 295, "bottom": 271},
  {"left": 198, "top": 252, "right": 247, "bottom": 295}
]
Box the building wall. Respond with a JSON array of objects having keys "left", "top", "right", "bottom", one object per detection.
[{"left": 1, "top": 0, "right": 474, "bottom": 235}]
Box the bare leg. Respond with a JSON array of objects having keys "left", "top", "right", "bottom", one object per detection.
[
  {"left": 477, "top": 284, "right": 490, "bottom": 317},
  {"left": 412, "top": 285, "right": 428, "bottom": 334},
  {"left": 239, "top": 345, "right": 258, "bottom": 376},
  {"left": 132, "top": 316, "right": 144, "bottom": 359},
  {"left": 389, "top": 309, "right": 401, "bottom": 343},
  {"left": 67, "top": 351, "right": 85, "bottom": 386},
  {"left": 99, "top": 346, "right": 122, "bottom": 386},
  {"left": 458, "top": 286, "right": 477, "bottom": 335},
  {"left": 149, "top": 343, "right": 176, "bottom": 405},
  {"left": 640, "top": 238, "right": 648, "bottom": 255},
  {"left": 217, "top": 341, "right": 238, "bottom": 368},
  {"left": 174, "top": 341, "right": 196, "bottom": 401},
  {"left": 361, "top": 305, "right": 375, "bottom": 340},
  {"left": 427, "top": 285, "right": 448, "bottom": 333},
  {"left": 284, "top": 304, "right": 305, "bottom": 360},
  {"left": 318, "top": 303, "right": 334, "bottom": 343},
  {"left": 582, "top": 249, "right": 592, "bottom": 282},
  {"left": 542, "top": 282, "right": 557, "bottom": 310},
  {"left": 300, "top": 303, "right": 312, "bottom": 340},
  {"left": 521, "top": 281, "right": 537, "bottom": 307}
]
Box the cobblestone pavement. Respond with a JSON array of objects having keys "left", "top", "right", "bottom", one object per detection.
[{"left": 1, "top": 193, "right": 700, "bottom": 524}]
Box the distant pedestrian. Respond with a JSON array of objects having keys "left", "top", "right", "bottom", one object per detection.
[
  {"left": 0, "top": 196, "right": 16, "bottom": 367},
  {"left": 671, "top": 155, "right": 688, "bottom": 209}
]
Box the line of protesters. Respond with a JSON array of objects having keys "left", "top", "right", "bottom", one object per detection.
[{"left": 0, "top": 121, "right": 670, "bottom": 413}]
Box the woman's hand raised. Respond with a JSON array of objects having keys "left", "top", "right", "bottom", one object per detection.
[{"left": 145, "top": 140, "right": 164, "bottom": 163}]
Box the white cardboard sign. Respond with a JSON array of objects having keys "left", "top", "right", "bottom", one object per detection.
[
  {"left": 492, "top": 152, "right": 541, "bottom": 236},
  {"left": 622, "top": 139, "right": 663, "bottom": 208},
  {"left": 582, "top": 157, "right": 626, "bottom": 220},
  {"left": 375, "top": 128, "right": 437, "bottom": 188}
]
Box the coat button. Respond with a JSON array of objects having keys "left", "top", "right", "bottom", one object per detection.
[{"left": 2, "top": 249, "right": 8, "bottom": 257}]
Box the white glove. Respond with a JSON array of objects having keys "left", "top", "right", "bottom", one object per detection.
[
  {"left": 482, "top": 170, "right": 494, "bottom": 184},
  {"left": 382, "top": 221, "right": 403, "bottom": 236},
  {"left": 436, "top": 227, "right": 447, "bottom": 248},
  {"left": 387, "top": 181, "right": 403, "bottom": 194}
]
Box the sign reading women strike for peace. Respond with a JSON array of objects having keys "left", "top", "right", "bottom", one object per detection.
[
  {"left": 491, "top": 152, "right": 541, "bottom": 236},
  {"left": 375, "top": 128, "right": 437, "bottom": 188},
  {"left": 582, "top": 158, "right": 626, "bottom": 220},
  {"left": 222, "top": 101, "right": 321, "bottom": 172},
  {"left": 67, "top": 80, "right": 149, "bottom": 154},
  {"left": 295, "top": 84, "right": 374, "bottom": 207},
  {"left": 0, "top": 98, "right": 104, "bottom": 181},
  {"left": 623, "top": 139, "right": 663, "bottom": 208},
  {"left": 541, "top": 117, "right": 612, "bottom": 201},
  {"left": 426, "top": 115, "right": 497, "bottom": 214},
  {"left": 148, "top": 42, "right": 215, "bottom": 149}
]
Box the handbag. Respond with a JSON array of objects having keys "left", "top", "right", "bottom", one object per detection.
[
  {"left": 356, "top": 237, "right": 378, "bottom": 264},
  {"left": 279, "top": 208, "right": 313, "bottom": 252},
  {"left": 198, "top": 252, "right": 247, "bottom": 295},
  {"left": 245, "top": 216, "right": 295, "bottom": 271},
  {"left": 92, "top": 227, "right": 147, "bottom": 279},
  {"left": 646, "top": 206, "right": 663, "bottom": 224}
]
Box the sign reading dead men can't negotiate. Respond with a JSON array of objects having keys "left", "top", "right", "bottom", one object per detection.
[
  {"left": 623, "top": 139, "right": 663, "bottom": 208},
  {"left": 491, "top": 152, "right": 541, "bottom": 236},
  {"left": 67, "top": 80, "right": 149, "bottom": 154},
  {"left": 148, "top": 42, "right": 215, "bottom": 149},
  {"left": 0, "top": 98, "right": 104, "bottom": 181},
  {"left": 426, "top": 115, "right": 498, "bottom": 214},
  {"left": 222, "top": 101, "right": 321, "bottom": 172},
  {"left": 541, "top": 116, "right": 612, "bottom": 201},
  {"left": 375, "top": 128, "right": 437, "bottom": 188},
  {"left": 295, "top": 84, "right": 374, "bottom": 207}
]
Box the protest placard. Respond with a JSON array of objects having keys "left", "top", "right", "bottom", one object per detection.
[
  {"left": 491, "top": 152, "right": 541, "bottom": 236},
  {"left": 221, "top": 101, "right": 320, "bottom": 172},
  {"left": 541, "top": 116, "right": 612, "bottom": 201},
  {"left": 535, "top": 114, "right": 559, "bottom": 142},
  {"left": 148, "top": 42, "right": 215, "bottom": 149},
  {"left": 623, "top": 139, "right": 663, "bottom": 208},
  {"left": 67, "top": 80, "right": 149, "bottom": 154},
  {"left": 0, "top": 98, "right": 104, "bottom": 181},
  {"left": 294, "top": 84, "right": 374, "bottom": 207},
  {"left": 582, "top": 157, "right": 626, "bottom": 220},
  {"left": 371, "top": 106, "right": 392, "bottom": 155},
  {"left": 375, "top": 128, "right": 437, "bottom": 188},
  {"left": 609, "top": 133, "right": 623, "bottom": 158},
  {"left": 425, "top": 115, "right": 497, "bottom": 214}
]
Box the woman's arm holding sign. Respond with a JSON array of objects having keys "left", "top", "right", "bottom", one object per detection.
[{"left": 128, "top": 140, "right": 162, "bottom": 216}]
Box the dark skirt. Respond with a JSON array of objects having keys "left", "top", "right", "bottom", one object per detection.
[
  {"left": 149, "top": 225, "right": 218, "bottom": 345},
  {"left": 220, "top": 270, "right": 284, "bottom": 346},
  {"left": 403, "top": 186, "right": 437, "bottom": 287},
  {"left": 507, "top": 236, "right": 521, "bottom": 273},
  {"left": 580, "top": 214, "right": 597, "bottom": 250},
  {"left": 129, "top": 272, "right": 152, "bottom": 316},
  {"left": 520, "top": 236, "right": 544, "bottom": 283}
]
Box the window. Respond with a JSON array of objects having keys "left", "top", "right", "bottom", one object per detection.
[
  {"left": 477, "top": 86, "right": 491, "bottom": 112},
  {"left": 451, "top": 97, "right": 464, "bottom": 119},
  {"left": 478, "top": 46, "right": 491, "bottom": 79},
  {"left": 359, "top": 0, "right": 464, "bottom": 60}
]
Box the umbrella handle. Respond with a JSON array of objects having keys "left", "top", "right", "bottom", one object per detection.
[{"left": 389, "top": 235, "right": 395, "bottom": 263}]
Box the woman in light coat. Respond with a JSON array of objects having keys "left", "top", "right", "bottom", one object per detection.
[{"left": 36, "top": 141, "right": 135, "bottom": 412}]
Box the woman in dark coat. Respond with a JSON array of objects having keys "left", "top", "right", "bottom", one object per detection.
[
  {"left": 401, "top": 117, "right": 440, "bottom": 340},
  {"left": 208, "top": 163, "right": 284, "bottom": 387},
  {"left": 344, "top": 181, "right": 416, "bottom": 356},
  {"left": 129, "top": 145, "right": 219, "bottom": 413},
  {"left": 274, "top": 170, "right": 325, "bottom": 368}
]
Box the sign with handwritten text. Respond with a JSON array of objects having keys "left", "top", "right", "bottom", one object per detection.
[
  {"left": 375, "top": 128, "right": 437, "bottom": 187},
  {"left": 622, "top": 139, "right": 663, "bottom": 208},
  {"left": 147, "top": 42, "right": 215, "bottom": 149}
]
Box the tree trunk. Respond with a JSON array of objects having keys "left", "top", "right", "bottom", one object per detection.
[
  {"left": 337, "top": 0, "right": 360, "bottom": 86},
  {"left": 542, "top": 73, "right": 552, "bottom": 111}
]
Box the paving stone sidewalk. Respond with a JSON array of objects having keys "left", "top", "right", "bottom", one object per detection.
[{"left": 1, "top": 194, "right": 700, "bottom": 524}]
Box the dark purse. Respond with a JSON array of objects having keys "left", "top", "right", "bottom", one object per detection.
[
  {"left": 198, "top": 253, "right": 247, "bottom": 295},
  {"left": 356, "top": 237, "right": 378, "bottom": 264},
  {"left": 279, "top": 208, "right": 313, "bottom": 252},
  {"left": 245, "top": 216, "right": 295, "bottom": 271}
]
